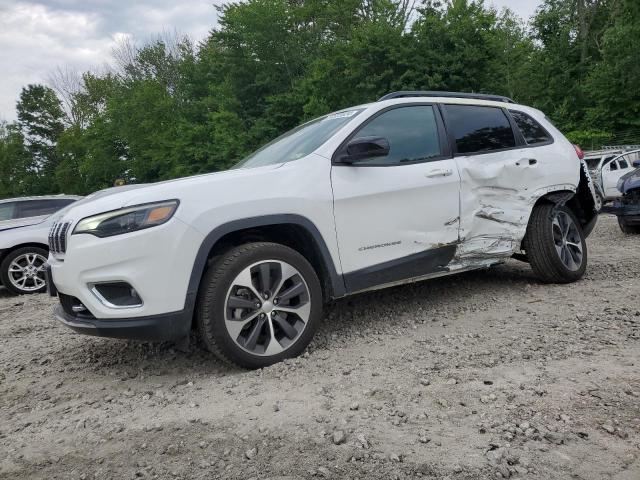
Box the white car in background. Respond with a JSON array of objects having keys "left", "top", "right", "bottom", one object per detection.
[
  {"left": 585, "top": 150, "right": 640, "bottom": 207},
  {"left": 0, "top": 195, "right": 80, "bottom": 294}
]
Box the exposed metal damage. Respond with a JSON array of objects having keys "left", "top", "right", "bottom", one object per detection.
[{"left": 448, "top": 156, "right": 592, "bottom": 269}]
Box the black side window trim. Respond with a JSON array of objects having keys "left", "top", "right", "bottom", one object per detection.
[
  {"left": 440, "top": 104, "right": 526, "bottom": 157},
  {"left": 331, "top": 103, "right": 452, "bottom": 167},
  {"left": 507, "top": 110, "right": 555, "bottom": 148}
]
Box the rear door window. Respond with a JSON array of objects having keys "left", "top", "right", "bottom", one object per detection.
[
  {"left": 14, "top": 199, "right": 75, "bottom": 219},
  {"left": 509, "top": 111, "right": 552, "bottom": 145},
  {"left": 444, "top": 105, "right": 516, "bottom": 154},
  {"left": 0, "top": 202, "right": 16, "bottom": 221}
]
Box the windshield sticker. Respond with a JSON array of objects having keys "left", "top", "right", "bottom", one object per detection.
[{"left": 325, "top": 111, "right": 358, "bottom": 121}]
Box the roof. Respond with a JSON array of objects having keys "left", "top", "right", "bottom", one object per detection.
[
  {"left": 378, "top": 91, "right": 515, "bottom": 104},
  {"left": 0, "top": 194, "right": 82, "bottom": 204}
]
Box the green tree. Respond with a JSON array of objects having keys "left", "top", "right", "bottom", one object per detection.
[
  {"left": 0, "top": 122, "right": 35, "bottom": 198},
  {"left": 585, "top": 0, "right": 640, "bottom": 135},
  {"left": 16, "top": 84, "right": 65, "bottom": 191},
  {"left": 4, "top": 0, "right": 640, "bottom": 196}
]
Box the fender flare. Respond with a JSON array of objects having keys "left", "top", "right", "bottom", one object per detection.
[
  {"left": 182, "top": 214, "right": 346, "bottom": 315},
  {"left": 536, "top": 163, "right": 598, "bottom": 238}
]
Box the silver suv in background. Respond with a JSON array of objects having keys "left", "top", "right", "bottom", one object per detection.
[{"left": 0, "top": 195, "right": 80, "bottom": 295}]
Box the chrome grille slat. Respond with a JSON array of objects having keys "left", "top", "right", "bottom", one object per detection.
[
  {"left": 60, "top": 223, "right": 69, "bottom": 252},
  {"left": 48, "top": 220, "right": 71, "bottom": 254},
  {"left": 54, "top": 222, "right": 62, "bottom": 253}
]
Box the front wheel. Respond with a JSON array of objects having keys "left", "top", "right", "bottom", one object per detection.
[
  {"left": 196, "top": 242, "right": 323, "bottom": 369},
  {"left": 0, "top": 247, "right": 49, "bottom": 295},
  {"left": 524, "top": 204, "right": 587, "bottom": 283}
]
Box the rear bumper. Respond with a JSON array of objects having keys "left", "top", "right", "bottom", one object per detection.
[{"left": 54, "top": 304, "right": 191, "bottom": 341}]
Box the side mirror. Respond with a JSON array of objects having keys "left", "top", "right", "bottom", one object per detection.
[
  {"left": 338, "top": 136, "right": 390, "bottom": 164},
  {"left": 633, "top": 160, "right": 640, "bottom": 168}
]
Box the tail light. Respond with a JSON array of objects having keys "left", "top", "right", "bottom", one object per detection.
[{"left": 574, "top": 144, "right": 585, "bottom": 160}]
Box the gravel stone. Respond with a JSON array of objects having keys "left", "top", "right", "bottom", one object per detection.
[
  {"left": 0, "top": 216, "right": 637, "bottom": 480},
  {"left": 332, "top": 430, "right": 347, "bottom": 445}
]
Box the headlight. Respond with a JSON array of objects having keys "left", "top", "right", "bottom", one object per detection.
[{"left": 73, "top": 200, "right": 179, "bottom": 238}]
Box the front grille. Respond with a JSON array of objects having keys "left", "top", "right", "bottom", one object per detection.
[{"left": 49, "top": 221, "right": 71, "bottom": 254}]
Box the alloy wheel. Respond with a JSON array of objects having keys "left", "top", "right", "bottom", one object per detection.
[
  {"left": 224, "top": 260, "right": 311, "bottom": 356},
  {"left": 8, "top": 253, "right": 47, "bottom": 292},
  {"left": 552, "top": 210, "right": 583, "bottom": 271}
]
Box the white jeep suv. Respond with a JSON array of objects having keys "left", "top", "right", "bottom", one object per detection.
[{"left": 47, "top": 91, "right": 598, "bottom": 368}]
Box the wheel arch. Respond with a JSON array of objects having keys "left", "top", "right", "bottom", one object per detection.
[
  {"left": 531, "top": 164, "right": 598, "bottom": 238},
  {"left": 0, "top": 243, "right": 49, "bottom": 290},
  {"left": 184, "top": 215, "right": 345, "bottom": 317},
  {"left": 0, "top": 242, "right": 49, "bottom": 264}
]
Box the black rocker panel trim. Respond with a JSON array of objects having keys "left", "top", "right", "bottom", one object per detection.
[
  {"left": 185, "top": 215, "right": 346, "bottom": 315},
  {"left": 343, "top": 244, "right": 457, "bottom": 293}
]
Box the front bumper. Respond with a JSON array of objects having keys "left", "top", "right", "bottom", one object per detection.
[
  {"left": 619, "top": 214, "right": 640, "bottom": 226},
  {"left": 54, "top": 304, "right": 191, "bottom": 340},
  {"left": 602, "top": 200, "right": 640, "bottom": 222},
  {"left": 48, "top": 217, "right": 204, "bottom": 319}
]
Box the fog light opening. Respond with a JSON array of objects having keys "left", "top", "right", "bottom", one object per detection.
[
  {"left": 90, "top": 282, "right": 143, "bottom": 309},
  {"left": 71, "top": 303, "right": 88, "bottom": 313}
]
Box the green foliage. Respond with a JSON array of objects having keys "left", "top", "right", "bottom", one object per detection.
[
  {"left": 0, "top": 122, "right": 36, "bottom": 197},
  {"left": 0, "top": 0, "right": 638, "bottom": 199},
  {"left": 13, "top": 84, "right": 65, "bottom": 193},
  {"left": 564, "top": 130, "right": 613, "bottom": 150}
]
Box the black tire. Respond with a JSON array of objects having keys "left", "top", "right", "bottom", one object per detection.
[
  {"left": 524, "top": 204, "right": 587, "bottom": 283},
  {"left": 196, "top": 242, "right": 323, "bottom": 369},
  {"left": 0, "top": 246, "right": 49, "bottom": 295},
  {"left": 618, "top": 217, "right": 640, "bottom": 234}
]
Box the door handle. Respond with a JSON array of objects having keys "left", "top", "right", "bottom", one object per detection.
[
  {"left": 425, "top": 168, "right": 453, "bottom": 178},
  {"left": 516, "top": 158, "right": 538, "bottom": 166}
]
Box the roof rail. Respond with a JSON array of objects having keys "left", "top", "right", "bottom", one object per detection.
[{"left": 378, "top": 91, "right": 515, "bottom": 104}]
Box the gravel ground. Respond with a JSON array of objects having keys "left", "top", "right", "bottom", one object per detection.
[{"left": 0, "top": 214, "right": 638, "bottom": 480}]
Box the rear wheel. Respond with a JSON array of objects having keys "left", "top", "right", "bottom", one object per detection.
[
  {"left": 524, "top": 204, "right": 587, "bottom": 283},
  {"left": 196, "top": 242, "right": 323, "bottom": 368},
  {"left": 618, "top": 217, "right": 640, "bottom": 234},
  {"left": 0, "top": 247, "right": 48, "bottom": 295}
]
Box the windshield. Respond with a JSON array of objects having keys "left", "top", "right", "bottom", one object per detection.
[{"left": 234, "top": 109, "right": 364, "bottom": 169}]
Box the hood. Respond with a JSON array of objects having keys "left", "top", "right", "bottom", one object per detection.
[
  {"left": 619, "top": 167, "right": 640, "bottom": 194},
  {"left": 0, "top": 215, "right": 49, "bottom": 232},
  {"left": 58, "top": 164, "right": 284, "bottom": 222}
]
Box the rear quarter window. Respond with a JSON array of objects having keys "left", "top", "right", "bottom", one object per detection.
[{"left": 509, "top": 110, "right": 553, "bottom": 145}]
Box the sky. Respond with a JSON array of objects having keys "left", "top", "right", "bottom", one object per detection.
[{"left": 0, "top": 0, "right": 540, "bottom": 122}]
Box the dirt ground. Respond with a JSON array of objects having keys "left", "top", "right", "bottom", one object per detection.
[{"left": 0, "top": 214, "right": 638, "bottom": 480}]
